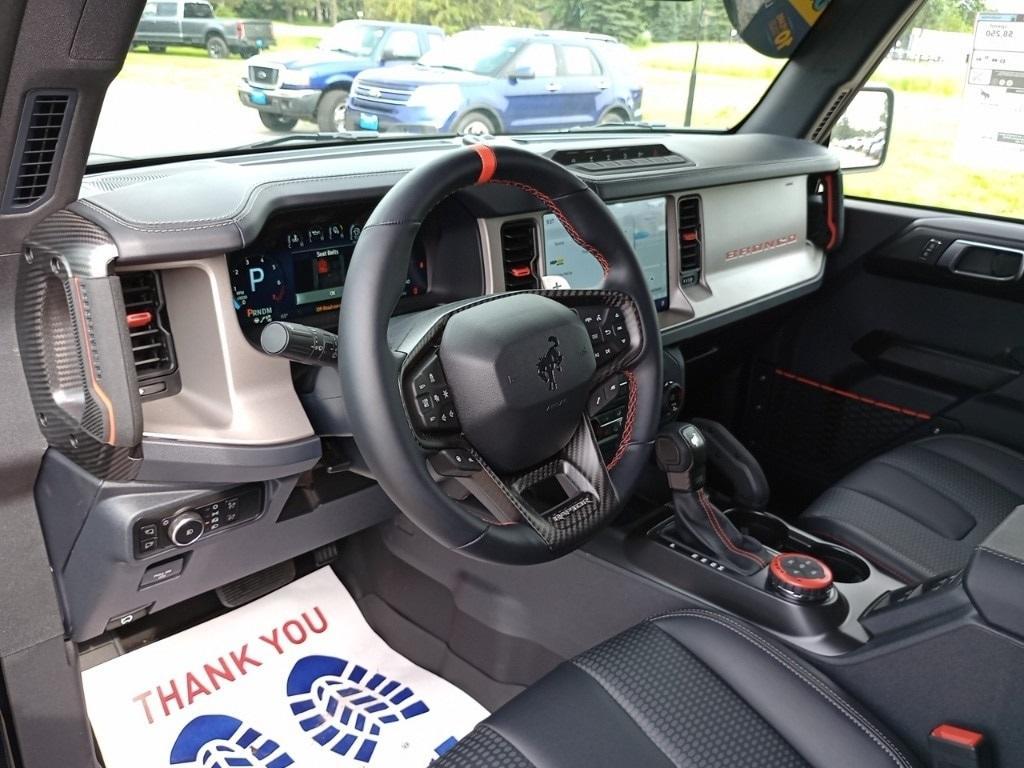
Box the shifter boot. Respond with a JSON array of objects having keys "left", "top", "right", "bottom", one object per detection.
[{"left": 656, "top": 423, "right": 769, "bottom": 575}]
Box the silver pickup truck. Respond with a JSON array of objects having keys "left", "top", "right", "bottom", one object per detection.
[{"left": 132, "top": 0, "right": 274, "bottom": 58}]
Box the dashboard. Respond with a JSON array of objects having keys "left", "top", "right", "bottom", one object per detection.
[
  {"left": 31, "top": 132, "right": 840, "bottom": 641},
  {"left": 228, "top": 195, "right": 673, "bottom": 343}
]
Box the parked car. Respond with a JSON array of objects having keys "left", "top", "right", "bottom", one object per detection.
[
  {"left": 238, "top": 20, "right": 445, "bottom": 132},
  {"left": 344, "top": 27, "right": 643, "bottom": 135},
  {"left": 132, "top": 0, "right": 274, "bottom": 59}
]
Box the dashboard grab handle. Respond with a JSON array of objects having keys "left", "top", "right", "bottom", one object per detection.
[{"left": 260, "top": 321, "right": 338, "bottom": 366}]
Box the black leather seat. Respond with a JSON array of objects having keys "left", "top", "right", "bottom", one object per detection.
[
  {"left": 436, "top": 611, "right": 916, "bottom": 767},
  {"left": 800, "top": 435, "right": 1024, "bottom": 583}
]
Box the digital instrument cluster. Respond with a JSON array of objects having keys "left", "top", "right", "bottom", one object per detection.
[{"left": 228, "top": 205, "right": 429, "bottom": 337}]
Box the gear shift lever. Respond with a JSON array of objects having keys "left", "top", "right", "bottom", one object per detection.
[{"left": 656, "top": 423, "right": 769, "bottom": 575}]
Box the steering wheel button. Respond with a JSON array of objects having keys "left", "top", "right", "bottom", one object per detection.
[
  {"left": 438, "top": 406, "right": 460, "bottom": 429},
  {"left": 430, "top": 449, "right": 480, "bottom": 478}
]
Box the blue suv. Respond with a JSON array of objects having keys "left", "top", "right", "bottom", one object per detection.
[
  {"left": 238, "top": 20, "right": 444, "bottom": 132},
  {"left": 344, "top": 28, "right": 642, "bottom": 135}
]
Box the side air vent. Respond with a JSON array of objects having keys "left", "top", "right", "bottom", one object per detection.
[
  {"left": 678, "top": 196, "right": 703, "bottom": 288},
  {"left": 119, "top": 271, "right": 180, "bottom": 399},
  {"left": 3, "top": 90, "right": 75, "bottom": 211},
  {"left": 500, "top": 219, "right": 539, "bottom": 290},
  {"left": 809, "top": 89, "right": 852, "bottom": 143}
]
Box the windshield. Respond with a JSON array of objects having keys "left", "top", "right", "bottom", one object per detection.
[
  {"left": 318, "top": 21, "right": 385, "bottom": 55},
  {"left": 91, "top": 0, "right": 824, "bottom": 163},
  {"left": 418, "top": 31, "right": 522, "bottom": 76}
]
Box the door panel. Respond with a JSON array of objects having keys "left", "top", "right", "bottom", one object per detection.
[
  {"left": 556, "top": 44, "right": 605, "bottom": 126},
  {"left": 742, "top": 198, "right": 1024, "bottom": 508},
  {"left": 502, "top": 43, "right": 566, "bottom": 131}
]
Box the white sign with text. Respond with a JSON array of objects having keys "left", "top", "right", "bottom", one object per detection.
[{"left": 82, "top": 568, "right": 488, "bottom": 768}]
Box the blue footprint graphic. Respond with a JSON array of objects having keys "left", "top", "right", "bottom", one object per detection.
[
  {"left": 286, "top": 655, "right": 430, "bottom": 763},
  {"left": 170, "top": 714, "right": 294, "bottom": 768}
]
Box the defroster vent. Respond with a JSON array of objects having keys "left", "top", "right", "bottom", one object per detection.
[
  {"left": 3, "top": 90, "right": 74, "bottom": 210},
  {"left": 119, "top": 271, "right": 179, "bottom": 399},
  {"left": 678, "top": 196, "right": 703, "bottom": 288},
  {"left": 500, "top": 219, "right": 539, "bottom": 290}
]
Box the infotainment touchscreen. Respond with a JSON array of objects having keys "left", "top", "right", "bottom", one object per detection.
[{"left": 542, "top": 198, "right": 669, "bottom": 311}]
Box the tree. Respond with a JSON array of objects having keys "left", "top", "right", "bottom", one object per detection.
[
  {"left": 546, "top": 0, "right": 647, "bottom": 43},
  {"left": 359, "top": 0, "right": 539, "bottom": 31},
  {"left": 916, "top": 0, "right": 986, "bottom": 32}
]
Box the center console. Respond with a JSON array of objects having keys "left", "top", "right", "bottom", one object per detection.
[{"left": 595, "top": 419, "right": 914, "bottom": 655}]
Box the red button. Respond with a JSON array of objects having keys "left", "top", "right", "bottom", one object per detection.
[
  {"left": 931, "top": 724, "right": 984, "bottom": 749},
  {"left": 126, "top": 311, "right": 153, "bottom": 329}
]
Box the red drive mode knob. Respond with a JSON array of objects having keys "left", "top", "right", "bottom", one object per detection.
[{"left": 768, "top": 553, "right": 834, "bottom": 603}]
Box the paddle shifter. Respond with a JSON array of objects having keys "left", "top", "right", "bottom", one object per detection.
[{"left": 655, "top": 423, "right": 770, "bottom": 575}]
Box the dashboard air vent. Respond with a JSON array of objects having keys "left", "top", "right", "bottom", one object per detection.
[
  {"left": 4, "top": 91, "right": 74, "bottom": 210},
  {"left": 119, "top": 271, "right": 178, "bottom": 390},
  {"left": 500, "top": 219, "right": 539, "bottom": 290},
  {"left": 678, "top": 196, "right": 703, "bottom": 288}
]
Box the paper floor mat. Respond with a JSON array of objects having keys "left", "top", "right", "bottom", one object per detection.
[{"left": 82, "top": 568, "right": 488, "bottom": 767}]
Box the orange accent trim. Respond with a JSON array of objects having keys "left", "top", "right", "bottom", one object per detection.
[
  {"left": 931, "top": 724, "right": 984, "bottom": 749},
  {"left": 774, "top": 368, "right": 932, "bottom": 421},
  {"left": 126, "top": 311, "right": 153, "bottom": 329},
  {"left": 472, "top": 144, "right": 497, "bottom": 185},
  {"left": 72, "top": 278, "right": 116, "bottom": 444},
  {"left": 823, "top": 173, "right": 839, "bottom": 251},
  {"left": 771, "top": 553, "right": 833, "bottom": 589}
]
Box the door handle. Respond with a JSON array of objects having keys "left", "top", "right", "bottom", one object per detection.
[
  {"left": 597, "top": 80, "right": 609, "bottom": 91},
  {"left": 545, "top": 82, "right": 561, "bottom": 93},
  {"left": 938, "top": 239, "right": 1024, "bottom": 282}
]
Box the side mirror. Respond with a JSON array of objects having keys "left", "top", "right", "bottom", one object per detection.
[
  {"left": 510, "top": 65, "right": 536, "bottom": 82},
  {"left": 834, "top": 86, "right": 894, "bottom": 172}
]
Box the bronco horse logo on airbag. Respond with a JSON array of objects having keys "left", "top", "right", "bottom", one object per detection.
[{"left": 536, "top": 336, "right": 563, "bottom": 391}]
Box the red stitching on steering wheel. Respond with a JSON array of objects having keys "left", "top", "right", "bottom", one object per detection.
[
  {"left": 491, "top": 179, "right": 611, "bottom": 277},
  {"left": 607, "top": 370, "right": 637, "bottom": 471}
]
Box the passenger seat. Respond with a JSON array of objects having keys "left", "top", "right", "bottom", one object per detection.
[{"left": 799, "top": 434, "right": 1024, "bottom": 583}]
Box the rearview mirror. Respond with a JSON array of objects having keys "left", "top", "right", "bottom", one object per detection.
[
  {"left": 510, "top": 66, "right": 536, "bottom": 82},
  {"left": 833, "top": 86, "right": 894, "bottom": 172}
]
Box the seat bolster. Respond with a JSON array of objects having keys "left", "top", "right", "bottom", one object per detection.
[
  {"left": 650, "top": 611, "right": 917, "bottom": 768},
  {"left": 437, "top": 610, "right": 919, "bottom": 768},
  {"left": 449, "top": 664, "right": 675, "bottom": 768}
]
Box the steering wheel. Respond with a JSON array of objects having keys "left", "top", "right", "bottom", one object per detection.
[{"left": 339, "top": 145, "right": 662, "bottom": 564}]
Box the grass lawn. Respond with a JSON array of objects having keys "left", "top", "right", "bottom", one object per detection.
[{"left": 106, "top": 32, "right": 1023, "bottom": 219}]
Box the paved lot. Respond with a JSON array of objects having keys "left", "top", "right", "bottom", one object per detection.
[{"left": 93, "top": 51, "right": 292, "bottom": 160}]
